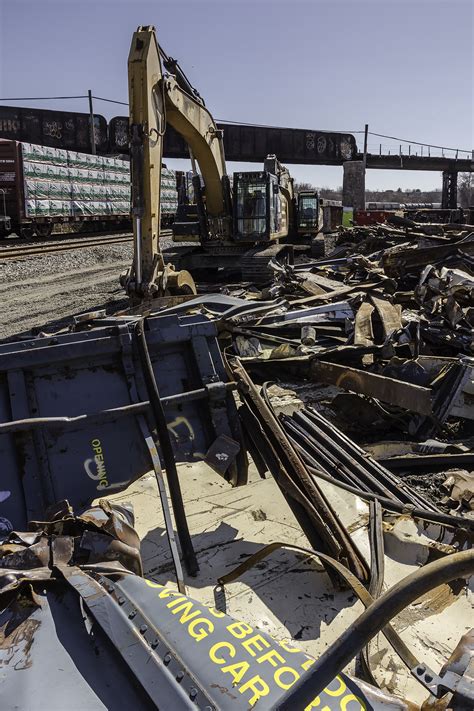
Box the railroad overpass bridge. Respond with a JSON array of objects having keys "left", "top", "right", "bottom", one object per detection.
[
  {"left": 115, "top": 119, "right": 474, "bottom": 210},
  {"left": 162, "top": 123, "right": 473, "bottom": 210},
  {"left": 359, "top": 154, "right": 473, "bottom": 211},
  {"left": 0, "top": 105, "right": 472, "bottom": 208},
  {"left": 364, "top": 154, "right": 472, "bottom": 172},
  {"left": 155, "top": 121, "right": 474, "bottom": 174}
]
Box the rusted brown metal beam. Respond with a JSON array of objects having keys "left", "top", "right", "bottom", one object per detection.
[
  {"left": 383, "top": 238, "right": 474, "bottom": 277},
  {"left": 311, "top": 360, "right": 433, "bottom": 415}
]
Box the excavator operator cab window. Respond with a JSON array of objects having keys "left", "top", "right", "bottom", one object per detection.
[
  {"left": 234, "top": 172, "right": 269, "bottom": 241},
  {"left": 298, "top": 193, "right": 319, "bottom": 228}
]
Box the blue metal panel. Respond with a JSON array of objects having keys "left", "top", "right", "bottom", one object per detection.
[
  {"left": 0, "top": 586, "right": 154, "bottom": 710},
  {"left": 0, "top": 313, "right": 246, "bottom": 529}
]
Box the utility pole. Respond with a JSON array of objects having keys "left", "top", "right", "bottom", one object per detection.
[
  {"left": 363, "top": 124, "right": 369, "bottom": 168},
  {"left": 88, "top": 89, "right": 96, "bottom": 155},
  {"left": 361, "top": 123, "right": 368, "bottom": 211},
  {"left": 470, "top": 150, "right": 474, "bottom": 208}
]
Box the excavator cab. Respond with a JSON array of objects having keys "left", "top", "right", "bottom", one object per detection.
[
  {"left": 233, "top": 170, "right": 287, "bottom": 242},
  {"left": 297, "top": 190, "right": 320, "bottom": 236}
]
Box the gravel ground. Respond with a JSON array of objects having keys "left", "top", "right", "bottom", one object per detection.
[{"left": 0, "top": 242, "right": 135, "bottom": 341}]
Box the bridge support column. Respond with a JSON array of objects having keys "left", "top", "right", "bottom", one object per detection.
[
  {"left": 441, "top": 171, "right": 458, "bottom": 209},
  {"left": 342, "top": 161, "right": 365, "bottom": 222}
]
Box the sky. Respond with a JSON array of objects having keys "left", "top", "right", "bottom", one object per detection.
[{"left": 0, "top": 0, "right": 472, "bottom": 191}]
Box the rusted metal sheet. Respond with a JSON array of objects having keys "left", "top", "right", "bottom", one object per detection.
[
  {"left": 383, "top": 238, "right": 474, "bottom": 277},
  {"left": 370, "top": 294, "right": 402, "bottom": 337},
  {"left": 354, "top": 302, "right": 375, "bottom": 347}
]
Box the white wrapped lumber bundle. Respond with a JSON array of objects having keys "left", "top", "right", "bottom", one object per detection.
[{"left": 20, "top": 143, "right": 178, "bottom": 221}]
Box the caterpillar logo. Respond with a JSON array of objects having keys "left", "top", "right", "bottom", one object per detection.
[{"left": 83, "top": 438, "right": 109, "bottom": 490}]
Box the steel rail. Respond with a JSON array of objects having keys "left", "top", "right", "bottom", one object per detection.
[
  {"left": 0, "top": 234, "right": 132, "bottom": 259},
  {"left": 0, "top": 229, "right": 132, "bottom": 249},
  {"left": 0, "top": 229, "right": 173, "bottom": 260}
]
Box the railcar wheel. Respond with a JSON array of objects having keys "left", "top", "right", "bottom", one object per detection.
[
  {"left": 35, "top": 223, "right": 53, "bottom": 238},
  {"left": 20, "top": 226, "right": 35, "bottom": 239}
]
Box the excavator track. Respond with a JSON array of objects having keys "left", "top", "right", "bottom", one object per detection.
[{"left": 240, "top": 243, "right": 293, "bottom": 284}]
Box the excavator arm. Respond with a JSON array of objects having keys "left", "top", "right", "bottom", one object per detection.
[{"left": 125, "top": 26, "right": 231, "bottom": 300}]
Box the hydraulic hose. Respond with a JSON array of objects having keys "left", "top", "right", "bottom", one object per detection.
[{"left": 277, "top": 548, "right": 474, "bottom": 708}]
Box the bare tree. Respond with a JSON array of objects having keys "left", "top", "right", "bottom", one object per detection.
[
  {"left": 458, "top": 173, "right": 473, "bottom": 208},
  {"left": 294, "top": 182, "right": 315, "bottom": 193}
]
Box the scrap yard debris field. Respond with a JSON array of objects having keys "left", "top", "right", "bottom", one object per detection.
[{"left": 0, "top": 11, "right": 473, "bottom": 711}]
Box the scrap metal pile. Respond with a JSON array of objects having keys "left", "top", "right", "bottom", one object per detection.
[
  {"left": 0, "top": 219, "right": 473, "bottom": 709},
  {"left": 212, "top": 219, "right": 474, "bottom": 517}
]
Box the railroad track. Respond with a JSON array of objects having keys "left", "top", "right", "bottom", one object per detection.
[{"left": 0, "top": 230, "right": 172, "bottom": 260}]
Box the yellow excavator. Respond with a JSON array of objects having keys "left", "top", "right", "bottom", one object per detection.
[{"left": 124, "top": 25, "right": 297, "bottom": 300}]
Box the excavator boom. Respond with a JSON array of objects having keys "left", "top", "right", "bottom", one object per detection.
[
  {"left": 126, "top": 26, "right": 196, "bottom": 301},
  {"left": 127, "top": 27, "right": 163, "bottom": 295}
]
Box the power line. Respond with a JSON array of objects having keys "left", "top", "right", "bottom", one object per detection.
[
  {"left": 0, "top": 95, "right": 88, "bottom": 101},
  {"left": 215, "top": 117, "right": 364, "bottom": 133},
  {"left": 92, "top": 95, "right": 128, "bottom": 106},
  {"left": 0, "top": 94, "right": 128, "bottom": 107},
  {"left": 0, "top": 95, "right": 363, "bottom": 133},
  {"left": 368, "top": 131, "right": 472, "bottom": 155},
  {"left": 0, "top": 94, "right": 129, "bottom": 107}
]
